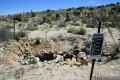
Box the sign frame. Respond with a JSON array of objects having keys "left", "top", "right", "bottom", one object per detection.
[{"left": 90, "top": 33, "right": 104, "bottom": 59}]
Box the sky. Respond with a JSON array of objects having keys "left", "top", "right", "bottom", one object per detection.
[{"left": 0, "top": 0, "right": 120, "bottom": 15}]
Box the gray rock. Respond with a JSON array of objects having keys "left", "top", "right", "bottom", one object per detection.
[
  {"left": 54, "top": 55, "right": 63, "bottom": 63},
  {"left": 37, "top": 62, "right": 43, "bottom": 67},
  {"left": 24, "top": 60, "right": 29, "bottom": 65},
  {"left": 0, "top": 48, "right": 4, "bottom": 52},
  {"left": 35, "top": 57, "right": 40, "bottom": 62},
  {"left": 119, "top": 47, "right": 120, "bottom": 52},
  {"left": 78, "top": 52, "right": 87, "bottom": 58}
]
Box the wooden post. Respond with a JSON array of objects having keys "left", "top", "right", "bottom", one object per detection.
[
  {"left": 13, "top": 19, "right": 16, "bottom": 36},
  {"left": 81, "top": 10, "right": 84, "bottom": 27}
]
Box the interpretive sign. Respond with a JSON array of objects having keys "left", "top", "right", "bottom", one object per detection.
[{"left": 90, "top": 33, "right": 104, "bottom": 59}]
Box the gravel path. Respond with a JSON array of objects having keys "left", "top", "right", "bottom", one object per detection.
[{"left": 0, "top": 58, "right": 120, "bottom": 80}]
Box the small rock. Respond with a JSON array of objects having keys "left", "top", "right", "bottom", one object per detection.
[
  {"left": 21, "top": 61, "right": 26, "bottom": 65},
  {"left": 80, "top": 57, "right": 88, "bottom": 65},
  {"left": 66, "top": 57, "right": 76, "bottom": 66},
  {"left": 44, "top": 60, "right": 47, "bottom": 63},
  {"left": 63, "top": 52, "right": 73, "bottom": 61},
  {"left": 103, "top": 52, "right": 111, "bottom": 57},
  {"left": 35, "top": 57, "right": 40, "bottom": 62},
  {"left": 53, "top": 54, "right": 57, "bottom": 59},
  {"left": 78, "top": 52, "right": 86, "bottom": 58},
  {"left": 37, "top": 62, "right": 43, "bottom": 67},
  {"left": 24, "top": 60, "right": 29, "bottom": 65},
  {"left": 102, "top": 50, "right": 107, "bottom": 53},
  {"left": 54, "top": 55, "right": 63, "bottom": 63},
  {"left": 77, "top": 52, "right": 87, "bottom": 62},
  {"left": 119, "top": 48, "right": 120, "bottom": 52},
  {"left": 74, "top": 62, "right": 81, "bottom": 66},
  {"left": 107, "top": 45, "right": 110, "bottom": 48},
  {"left": 110, "top": 65, "right": 115, "bottom": 69},
  {"left": 72, "top": 57, "right": 76, "bottom": 62},
  {"left": 0, "top": 48, "right": 4, "bottom": 52}
]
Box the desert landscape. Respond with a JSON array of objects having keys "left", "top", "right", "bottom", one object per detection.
[{"left": 0, "top": 2, "right": 120, "bottom": 80}]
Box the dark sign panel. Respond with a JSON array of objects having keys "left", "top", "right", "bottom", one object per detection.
[{"left": 90, "top": 33, "right": 104, "bottom": 59}]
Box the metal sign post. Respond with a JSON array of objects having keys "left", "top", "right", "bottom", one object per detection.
[
  {"left": 90, "top": 33, "right": 104, "bottom": 59},
  {"left": 89, "top": 22, "right": 104, "bottom": 80}
]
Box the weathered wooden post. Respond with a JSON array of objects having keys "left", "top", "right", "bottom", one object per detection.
[{"left": 13, "top": 19, "right": 16, "bottom": 36}]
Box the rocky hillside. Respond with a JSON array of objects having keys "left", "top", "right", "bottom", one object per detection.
[{"left": 0, "top": 2, "right": 120, "bottom": 29}]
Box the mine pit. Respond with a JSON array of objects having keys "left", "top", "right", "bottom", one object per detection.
[
  {"left": 2, "top": 41, "right": 59, "bottom": 67},
  {"left": 35, "top": 51, "right": 57, "bottom": 62},
  {"left": 2, "top": 39, "right": 90, "bottom": 68}
]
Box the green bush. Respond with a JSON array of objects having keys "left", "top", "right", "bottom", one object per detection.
[
  {"left": 26, "top": 24, "right": 38, "bottom": 31},
  {"left": 76, "top": 27, "right": 86, "bottom": 35},
  {"left": 28, "top": 57, "right": 37, "bottom": 64},
  {"left": 67, "top": 27, "right": 76, "bottom": 33}
]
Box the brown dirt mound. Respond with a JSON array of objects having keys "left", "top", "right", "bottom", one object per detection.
[{"left": 3, "top": 41, "right": 58, "bottom": 67}]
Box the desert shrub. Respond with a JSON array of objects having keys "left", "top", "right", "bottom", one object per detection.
[
  {"left": 87, "top": 33, "right": 92, "bottom": 37},
  {"left": 49, "top": 24, "right": 53, "bottom": 28},
  {"left": 0, "top": 28, "right": 10, "bottom": 42},
  {"left": 12, "top": 14, "right": 22, "bottom": 21},
  {"left": 13, "top": 31, "right": 26, "bottom": 41},
  {"left": 30, "top": 10, "right": 36, "bottom": 17},
  {"left": 0, "top": 27, "right": 26, "bottom": 42},
  {"left": 49, "top": 21, "right": 54, "bottom": 28},
  {"left": 57, "top": 22, "right": 66, "bottom": 27},
  {"left": 4, "top": 25, "right": 14, "bottom": 29},
  {"left": 35, "top": 38, "right": 40, "bottom": 45},
  {"left": 18, "top": 31, "right": 26, "bottom": 37},
  {"left": 55, "top": 13, "right": 61, "bottom": 20},
  {"left": 76, "top": 27, "right": 86, "bottom": 35},
  {"left": 67, "top": 27, "right": 86, "bottom": 35},
  {"left": 28, "top": 57, "right": 37, "bottom": 64},
  {"left": 30, "top": 17, "right": 44, "bottom": 25},
  {"left": 26, "top": 24, "right": 38, "bottom": 31},
  {"left": 86, "top": 24, "right": 95, "bottom": 28},
  {"left": 65, "top": 13, "right": 70, "bottom": 22},
  {"left": 67, "top": 27, "right": 76, "bottom": 33},
  {"left": 72, "top": 22, "right": 80, "bottom": 26}
]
